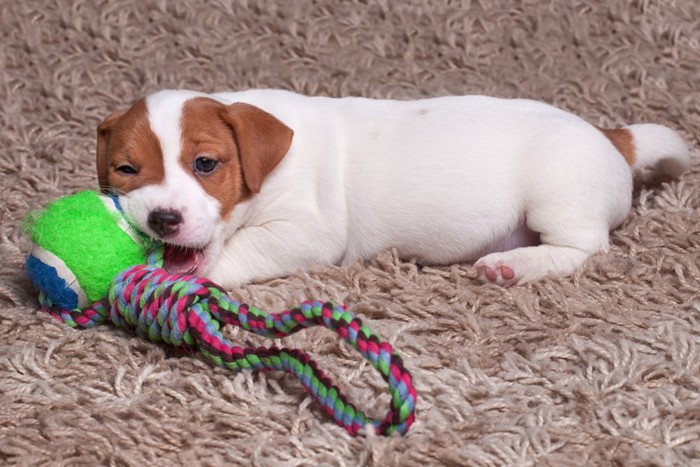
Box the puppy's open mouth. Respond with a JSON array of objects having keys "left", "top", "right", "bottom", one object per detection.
[{"left": 163, "top": 244, "right": 206, "bottom": 275}]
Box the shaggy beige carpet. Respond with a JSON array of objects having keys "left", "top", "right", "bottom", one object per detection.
[{"left": 1, "top": 0, "right": 699, "bottom": 465}]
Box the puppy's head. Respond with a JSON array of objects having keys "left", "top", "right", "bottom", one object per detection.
[{"left": 96, "top": 90, "right": 293, "bottom": 276}]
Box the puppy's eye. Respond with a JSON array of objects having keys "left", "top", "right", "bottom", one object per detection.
[
  {"left": 116, "top": 165, "right": 138, "bottom": 175},
  {"left": 194, "top": 157, "right": 219, "bottom": 174}
]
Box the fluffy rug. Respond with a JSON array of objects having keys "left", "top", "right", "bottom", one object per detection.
[{"left": 1, "top": 1, "right": 698, "bottom": 465}]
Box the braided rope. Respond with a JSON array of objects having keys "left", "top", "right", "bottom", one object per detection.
[{"left": 39, "top": 264, "right": 417, "bottom": 436}]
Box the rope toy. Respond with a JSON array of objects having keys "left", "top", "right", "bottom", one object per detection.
[{"left": 25, "top": 191, "right": 417, "bottom": 436}]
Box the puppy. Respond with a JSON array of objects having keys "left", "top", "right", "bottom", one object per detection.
[{"left": 96, "top": 89, "right": 690, "bottom": 288}]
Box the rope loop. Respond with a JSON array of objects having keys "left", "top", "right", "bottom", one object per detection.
[{"left": 40, "top": 263, "right": 417, "bottom": 436}]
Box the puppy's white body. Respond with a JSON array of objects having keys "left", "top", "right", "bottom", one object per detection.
[{"left": 113, "top": 89, "right": 690, "bottom": 287}]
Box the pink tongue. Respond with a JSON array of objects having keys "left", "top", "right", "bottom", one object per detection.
[{"left": 163, "top": 245, "right": 203, "bottom": 275}]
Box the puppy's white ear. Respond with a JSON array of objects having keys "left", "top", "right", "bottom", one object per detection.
[
  {"left": 221, "top": 103, "right": 294, "bottom": 193},
  {"left": 96, "top": 109, "right": 127, "bottom": 193}
]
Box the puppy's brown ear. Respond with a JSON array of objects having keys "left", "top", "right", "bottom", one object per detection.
[
  {"left": 221, "top": 103, "right": 294, "bottom": 193},
  {"left": 96, "top": 109, "right": 127, "bottom": 193}
]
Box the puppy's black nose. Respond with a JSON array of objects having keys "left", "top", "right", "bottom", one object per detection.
[{"left": 148, "top": 209, "right": 183, "bottom": 237}]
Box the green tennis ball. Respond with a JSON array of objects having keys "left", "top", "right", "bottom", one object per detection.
[{"left": 24, "top": 191, "right": 148, "bottom": 309}]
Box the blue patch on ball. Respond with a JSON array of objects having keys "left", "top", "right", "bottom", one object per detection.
[{"left": 25, "top": 254, "right": 80, "bottom": 310}]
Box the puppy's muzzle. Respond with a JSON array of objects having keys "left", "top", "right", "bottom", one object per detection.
[{"left": 148, "top": 209, "right": 183, "bottom": 238}]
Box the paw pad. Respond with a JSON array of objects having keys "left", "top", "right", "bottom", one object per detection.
[{"left": 475, "top": 262, "right": 517, "bottom": 286}]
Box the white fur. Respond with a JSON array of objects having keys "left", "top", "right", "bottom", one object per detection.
[
  {"left": 627, "top": 123, "right": 690, "bottom": 178},
  {"left": 118, "top": 89, "right": 690, "bottom": 287}
]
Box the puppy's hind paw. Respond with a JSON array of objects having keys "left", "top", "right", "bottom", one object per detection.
[{"left": 475, "top": 260, "right": 517, "bottom": 287}]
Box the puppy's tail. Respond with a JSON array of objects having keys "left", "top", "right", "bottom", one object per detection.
[{"left": 600, "top": 124, "right": 691, "bottom": 178}]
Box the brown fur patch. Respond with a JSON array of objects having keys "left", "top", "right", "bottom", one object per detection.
[
  {"left": 179, "top": 97, "right": 248, "bottom": 219},
  {"left": 220, "top": 102, "right": 294, "bottom": 194},
  {"left": 96, "top": 99, "right": 165, "bottom": 193},
  {"left": 599, "top": 127, "right": 636, "bottom": 166},
  {"left": 179, "top": 97, "right": 293, "bottom": 218}
]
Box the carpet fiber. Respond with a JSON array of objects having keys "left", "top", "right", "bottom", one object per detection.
[{"left": 1, "top": 1, "right": 699, "bottom": 465}]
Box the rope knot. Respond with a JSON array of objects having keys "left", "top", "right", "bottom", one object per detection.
[{"left": 103, "top": 265, "right": 224, "bottom": 347}]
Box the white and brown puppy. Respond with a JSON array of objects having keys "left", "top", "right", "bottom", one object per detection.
[{"left": 96, "top": 90, "right": 690, "bottom": 288}]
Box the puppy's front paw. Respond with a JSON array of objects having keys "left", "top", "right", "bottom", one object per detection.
[{"left": 475, "top": 257, "right": 518, "bottom": 287}]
